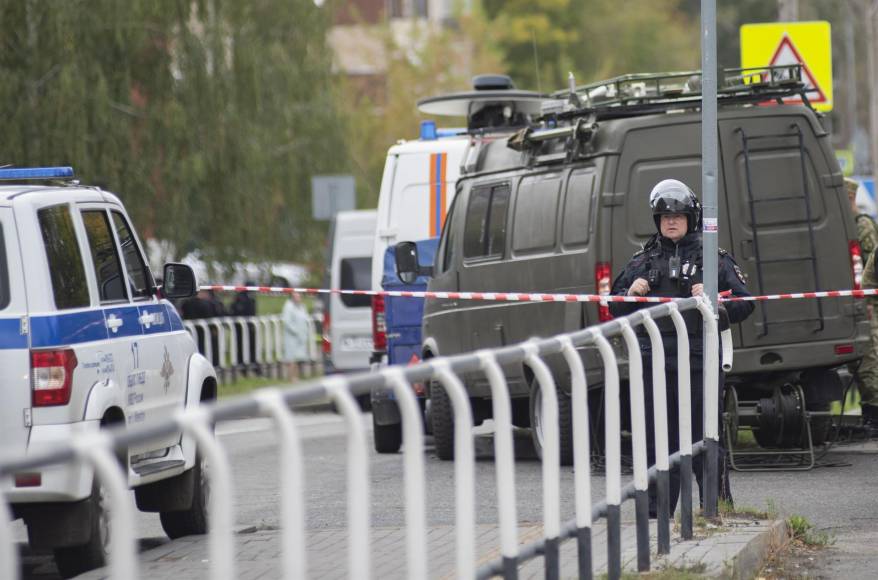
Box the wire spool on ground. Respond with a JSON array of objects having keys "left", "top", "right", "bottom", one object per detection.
[{"left": 753, "top": 384, "right": 806, "bottom": 449}]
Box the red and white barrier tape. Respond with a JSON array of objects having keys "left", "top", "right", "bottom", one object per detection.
[{"left": 200, "top": 285, "right": 878, "bottom": 304}]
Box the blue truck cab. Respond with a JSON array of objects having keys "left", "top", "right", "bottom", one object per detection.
[{"left": 371, "top": 238, "right": 437, "bottom": 453}]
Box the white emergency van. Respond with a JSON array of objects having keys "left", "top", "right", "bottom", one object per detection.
[
  {"left": 0, "top": 167, "right": 215, "bottom": 578},
  {"left": 324, "top": 209, "right": 378, "bottom": 374}
]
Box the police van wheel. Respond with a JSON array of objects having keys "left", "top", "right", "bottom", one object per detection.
[
  {"left": 528, "top": 380, "right": 574, "bottom": 466},
  {"left": 160, "top": 452, "right": 209, "bottom": 539},
  {"left": 373, "top": 418, "right": 403, "bottom": 453},
  {"left": 53, "top": 482, "right": 110, "bottom": 578},
  {"left": 430, "top": 381, "right": 455, "bottom": 460}
]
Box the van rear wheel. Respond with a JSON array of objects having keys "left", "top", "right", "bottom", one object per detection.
[
  {"left": 53, "top": 482, "right": 109, "bottom": 578},
  {"left": 529, "top": 379, "right": 574, "bottom": 466},
  {"left": 430, "top": 380, "right": 455, "bottom": 460}
]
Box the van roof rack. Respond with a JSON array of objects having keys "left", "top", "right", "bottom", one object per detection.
[
  {"left": 0, "top": 166, "right": 75, "bottom": 181},
  {"left": 546, "top": 64, "right": 810, "bottom": 121}
]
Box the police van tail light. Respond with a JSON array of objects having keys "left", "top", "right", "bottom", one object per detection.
[
  {"left": 322, "top": 311, "right": 332, "bottom": 356},
  {"left": 31, "top": 349, "right": 78, "bottom": 407},
  {"left": 372, "top": 294, "right": 387, "bottom": 352},
  {"left": 850, "top": 240, "right": 863, "bottom": 290},
  {"left": 596, "top": 262, "right": 613, "bottom": 322}
]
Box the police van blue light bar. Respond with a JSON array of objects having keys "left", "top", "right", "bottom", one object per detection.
[
  {"left": 0, "top": 167, "right": 75, "bottom": 181},
  {"left": 420, "top": 121, "right": 438, "bottom": 140}
]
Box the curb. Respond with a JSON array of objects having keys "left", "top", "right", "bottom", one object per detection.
[{"left": 726, "top": 519, "right": 788, "bottom": 580}]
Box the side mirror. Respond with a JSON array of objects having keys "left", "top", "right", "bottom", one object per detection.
[
  {"left": 395, "top": 242, "right": 434, "bottom": 284},
  {"left": 163, "top": 263, "right": 197, "bottom": 299},
  {"left": 395, "top": 242, "right": 420, "bottom": 284}
]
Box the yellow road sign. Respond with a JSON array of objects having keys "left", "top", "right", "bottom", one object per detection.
[{"left": 740, "top": 21, "right": 833, "bottom": 112}]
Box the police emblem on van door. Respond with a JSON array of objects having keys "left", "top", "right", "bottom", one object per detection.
[{"left": 160, "top": 347, "right": 174, "bottom": 393}]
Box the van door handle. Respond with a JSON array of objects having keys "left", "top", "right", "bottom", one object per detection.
[{"left": 106, "top": 314, "right": 124, "bottom": 333}]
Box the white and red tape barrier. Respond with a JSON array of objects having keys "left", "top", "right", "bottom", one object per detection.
[{"left": 201, "top": 285, "right": 878, "bottom": 304}]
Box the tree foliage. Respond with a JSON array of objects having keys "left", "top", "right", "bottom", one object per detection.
[{"left": 0, "top": 0, "right": 346, "bottom": 269}]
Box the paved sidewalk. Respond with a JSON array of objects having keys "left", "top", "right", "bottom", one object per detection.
[{"left": 77, "top": 517, "right": 782, "bottom": 579}]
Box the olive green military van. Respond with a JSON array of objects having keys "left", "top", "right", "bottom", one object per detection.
[{"left": 401, "top": 66, "right": 870, "bottom": 463}]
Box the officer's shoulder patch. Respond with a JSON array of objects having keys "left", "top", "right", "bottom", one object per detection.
[
  {"left": 733, "top": 264, "right": 747, "bottom": 284},
  {"left": 632, "top": 247, "right": 646, "bottom": 258},
  {"left": 718, "top": 247, "right": 728, "bottom": 256}
]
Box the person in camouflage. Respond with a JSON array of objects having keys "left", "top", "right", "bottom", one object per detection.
[{"left": 849, "top": 178, "right": 878, "bottom": 434}]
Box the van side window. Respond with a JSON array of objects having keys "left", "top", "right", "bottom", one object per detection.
[
  {"left": 82, "top": 211, "right": 128, "bottom": 303},
  {"left": 464, "top": 184, "right": 510, "bottom": 259},
  {"left": 513, "top": 174, "right": 562, "bottom": 253},
  {"left": 38, "top": 205, "right": 90, "bottom": 310},
  {"left": 111, "top": 212, "right": 153, "bottom": 300},
  {"left": 438, "top": 196, "right": 459, "bottom": 273},
  {"left": 562, "top": 170, "right": 596, "bottom": 247},
  {"left": 341, "top": 257, "right": 371, "bottom": 308}
]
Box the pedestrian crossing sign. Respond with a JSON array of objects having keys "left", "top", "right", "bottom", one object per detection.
[{"left": 740, "top": 21, "right": 833, "bottom": 112}]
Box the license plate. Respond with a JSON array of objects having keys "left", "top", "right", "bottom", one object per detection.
[{"left": 341, "top": 336, "right": 372, "bottom": 351}]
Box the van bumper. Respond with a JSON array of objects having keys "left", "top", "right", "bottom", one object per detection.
[
  {"left": 731, "top": 336, "right": 867, "bottom": 376},
  {"left": 3, "top": 420, "right": 100, "bottom": 504}
]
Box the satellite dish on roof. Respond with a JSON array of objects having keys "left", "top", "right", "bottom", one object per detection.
[{"left": 417, "top": 74, "right": 544, "bottom": 131}]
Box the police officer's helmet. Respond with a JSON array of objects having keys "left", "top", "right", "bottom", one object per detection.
[{"left": 649, "top": 179, "right": 702, "bottom": 234}]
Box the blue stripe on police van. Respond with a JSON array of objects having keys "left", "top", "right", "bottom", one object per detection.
[
  {"left": 31, "top": 310, "right": 108, "bottom": 348},
  {"left": 138, "top": 304, "right": 171, "bottom": 335},
  {"left": 0, "top": 318, "right": 28, "bottom": 349},
  {"left": 103, "top": 306, "right": 143, "bottom": 338},
  {"left": 166, "top": 304, "right": 185, "bottom": 331}
]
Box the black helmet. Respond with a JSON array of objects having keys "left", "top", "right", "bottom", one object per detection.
[{"left": 649, "top": 179, "right": 701, "bottom": 233}]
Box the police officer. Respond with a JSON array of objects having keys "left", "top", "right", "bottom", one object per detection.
[{"left": 609, "top": 179, "right": 754, "bottom": 517}]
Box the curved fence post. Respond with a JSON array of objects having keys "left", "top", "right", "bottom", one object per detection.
[
  {"left": 197, "top": 320, "right": 213, "bottom": 366},
  {"left": 273, "top": 316, "right": 284, "bottom": 376},
  {"left": 618, "top": 320, "right": 650, "bottom": 572},
  {"left": 71, "top": 431, "right": 138, "bottom": 580},
  {"left": 255, "top": 389, "right": 307, "bottom": 580},
  {"left": 238, "top": 318, "right": 251, "bottom": 368},
  {"left": 431, "top": 360, "right": 476, "bottom": 580},
  {"left": 0, "top": 485, "right": 18, "bottom": 580},
  {"left": 251, "top": 319, "right": 263, "bottom": 372},
  {"left": 178, "top": 409, "right": 235, "bottom": 580},
  {"left": 559, "top": 335, "right": 593, "bottom": 580},
  {"left": 324, "top": 378, "right": 371, "bottom": 580},
  {"left": 384, "top": 369, "right": 428, "bottom": 580},
  {"left": 668, "top": 304, "right": 694, "bottom": 539},
  {"left": 696, "top": 298, "right": 720, "bottom": 518},
  {"left": 523, "top": 343, "right": 561, "bottom": 580},
  {"left": 641, "top": 314, "right": 671, "bottom": 555},
  {"left": 476, "top": 350, "right": 519, "bottom": 580},
  {"left": 214, "top": 318, "right": 226, "bottom": 373},
  {"left": 559, "top": 335, "right": 594, "bottom": 580},
  {"left": 592, "top": 334, "right": 622, "bottom": 580},
  {"left": 223, "top": 318, "right": 237, "bottom": 376}
]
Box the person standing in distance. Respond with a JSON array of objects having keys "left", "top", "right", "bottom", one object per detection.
[
  {"left": 282, "top": 292, "right": 312, "bottom": 381},
  {"left": 609, "top": 179, "right": 754, "bottom": 517}
]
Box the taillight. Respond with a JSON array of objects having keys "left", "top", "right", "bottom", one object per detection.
[
  {"left": 372, "top": 294, "right": 387, "bottom": 352},
  {"left": 31, "top": 349, "right": 77, "bottom": 407},
  {"left": 850, "top": 240, "right": 863, "bottom": 290},
  {"left": 595, "top": 261, "right": 613, "bottom": 322},
  {"left": 321, "top": 311, "right": 332, "bottom": 356}
]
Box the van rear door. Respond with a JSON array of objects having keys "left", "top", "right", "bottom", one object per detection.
[
  {"left": 719, "top": 111, "right": 854, "bottom": 347},
  {"left": 0, "top": 207, "right": 30, "bottom": 462}
]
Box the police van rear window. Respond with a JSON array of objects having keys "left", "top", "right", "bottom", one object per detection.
[
  {"left": 340, "top": 257, "right": 371, "bottom": 308},
  {"left": 38, "top": 205, "right": 90, "bottom": 310},
  {"left": 0, "top": 223, "right": 9, "bottom": 310}
]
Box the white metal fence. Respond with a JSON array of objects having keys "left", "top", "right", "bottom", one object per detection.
[
  {"left": 0, "top": 297, "right": 724, "bottom": 580},
  {"left": 183, "top": 314, "right": 320, "bottom": 380}
]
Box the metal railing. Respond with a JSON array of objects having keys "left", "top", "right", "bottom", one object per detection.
[
  {"left": 0, "top": 297, "right": 723, "bottom": 580},
  {"left": 182, "top": 315, "right": 320, "bottom": 381}
]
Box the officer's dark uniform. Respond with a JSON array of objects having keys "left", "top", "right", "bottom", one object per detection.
[{"left": 609, "top": 182, "right": 754, "bottom": 516}]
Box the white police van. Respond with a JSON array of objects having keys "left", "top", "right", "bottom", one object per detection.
[{"left": 0, "top": 167, "right": 216, "bottom": 578}]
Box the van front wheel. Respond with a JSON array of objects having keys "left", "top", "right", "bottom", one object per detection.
[
  {"left": 53, "top": 482, "right": 109, "bottom": 578},
  {"left": 529, "top": 379, "right": 574, "bottom": 466},
  {"left": 373, "top": 417, "right": 402, "bottom": 453}
]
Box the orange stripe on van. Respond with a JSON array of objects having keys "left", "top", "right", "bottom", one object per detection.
[
  {"left": 439, "top": 153, "right": 447, "bottom": 233},
  {"left": 429, "top": 154, "right": 438, "bottom": 237}
]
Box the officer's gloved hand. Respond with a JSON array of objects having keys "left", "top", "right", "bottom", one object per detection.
[{"left": 718, "top": 304, "right": 731, "bottom": 331}]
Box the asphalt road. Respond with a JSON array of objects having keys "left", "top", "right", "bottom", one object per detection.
[{"left": 14, "top": 413, "right": 878, "bottom": 578}]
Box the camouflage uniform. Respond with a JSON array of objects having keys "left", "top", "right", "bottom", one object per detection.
[{"left": 857, "top": 214, "right": 878, "bottom": 411}]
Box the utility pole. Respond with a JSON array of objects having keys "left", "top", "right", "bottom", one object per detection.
[{"left": 778, "top": 0, "right": 799, "bottom": 21}]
